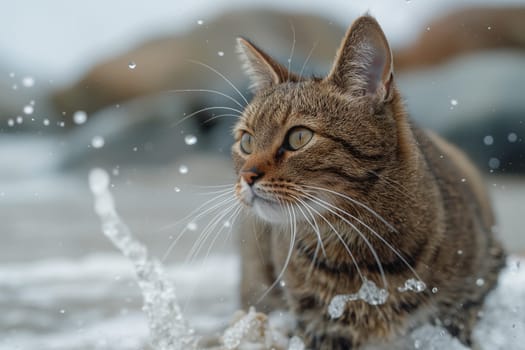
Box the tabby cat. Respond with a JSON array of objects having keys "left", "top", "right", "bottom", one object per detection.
[{"left": 232, "top": 15, "right": 505, "bottom": 349}]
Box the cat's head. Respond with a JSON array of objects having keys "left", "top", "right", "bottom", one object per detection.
[{"left": 232, "top": 15, "right": 409, "bottom": 224}]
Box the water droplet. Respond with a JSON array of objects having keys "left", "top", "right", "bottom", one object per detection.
[
  {"left": 457, "top": 249, "right": 463, "bottom": 255},
  {"left": 7, "top": 119, "right": 14, "bottom": 127},
  {"left": 414, "top": 339, "right": 421, "bottom": 349},
  {"left": 217, "top": 51, "right": 224, "bottom": 57},
  {"left": 483, "top": 135, "right": 494, "bottom": 145},
  {"left": 186, "top": 222, "right": 197, "bottom": 231},
  {"left": 398, "top": 278, "right": 426, "bottom": 293},
  {"left": 91, "top": 136, "right": 105, "bottom": 149},
  {"left": 450, "top": 99, "right": 458, "bottom": 106},
  {"left": 23, "top": 105, "right": 34, "bottom": 115},
  {"left": 22, "top": 76, "right": 35, "bottom": 87},
  {"left": 178, "top": 165, "right": 188, "bottom": 174},
  {"left": 508, "top": 132, "right": 518, "bottom": 143},
  {"left": 426, "top": 26, "right": 431, "bottom": 31},
  {"left": 488, "top": 157, "right": 500, "bottom": 170},
  {"left": 288, "top": 336, "right": 305, "bottom": 350},
  {"left": 476, "top": 278, "right": 485, "bottom": 287},
  {"left": 223, "top": 220, "right": 231, "bottom": 228},
  {"left": 59, "top": 309, "right": 65, "bottom": 314},
  {"left": 16, "top": 116, "right": 23, "bottom": 124},
  {"left": 432, "top": 287, "right": 438, "bottom": 294},
  {"left": 73, "top": 110, "right": 87, "bottom": 124},
  {"left": 487, "top": 26, "right": 492, "bottom": 30},
  {"left": 184, "top": 134, "right": 198, "bottom": 145},
  {"left": 461, "top": 178, "right": 466, "bottom": 183},
  {"left": 197, "top": 19, "right": 204, "bottom": 25},
  {"left": 43, "top": 119, "right": 50, "bottom": 126},
  {"left": 132, "top": 146, "right": 138, "bottom": 152},
  {"left": 128, "top": 61, "right": 137, "bottom": 69},
  {"left": 59, "top": 121, "right": 65, "bottom": 127},
  {"left": 279, "top": 280, "right": 286, "bottom": 287},
  {"left": 174, "top": 187, "right": 181, "bottom": 193}
]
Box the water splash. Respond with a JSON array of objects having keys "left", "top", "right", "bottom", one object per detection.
[
  {"left": 398, "top": 278, "right": 427, "bottom": 293},
  {"left": 89, "top": 168, "right": 198, "bottom": 350},
  {"left": 288, "top": 336, "right": 305, "bottom": 350},
  {"left": 222, "top": 307, "right": 265, "bottom": 349},
  {"left": 328, "top": 279, "right": 389, "bottom": 318}
]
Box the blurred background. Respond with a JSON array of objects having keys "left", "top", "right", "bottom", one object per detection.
[{"left": 1, "top": 0, "right": 524, "bottom": 349}]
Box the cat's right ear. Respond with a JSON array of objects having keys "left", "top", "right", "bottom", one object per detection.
[
  {"left": 236, "top": 37, "right": 296, "bottom": 92},
  {"left": 326, "top": 15, "right": 394, "bottom": 102}
]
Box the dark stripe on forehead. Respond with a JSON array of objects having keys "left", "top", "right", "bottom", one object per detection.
[
  {"left": 251, "top": 91, "right": 281, "bottom": 130},
  {"left": 317, "top": 131, "right": 385, "bottom": 161},
  {"left": 279, "top": 103, "right": 293, "bottom": 127}
]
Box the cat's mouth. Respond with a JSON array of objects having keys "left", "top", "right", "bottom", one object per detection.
[{"left": 238, "top": 179, "right": 288, "bottom": 223}]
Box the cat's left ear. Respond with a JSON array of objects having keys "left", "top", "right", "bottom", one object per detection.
[
  {"left": 327, "top": 15, "right": 394, "bottom": 102},
  {"left": 236, "top": 37, "right": 299, "bottom": 93}
]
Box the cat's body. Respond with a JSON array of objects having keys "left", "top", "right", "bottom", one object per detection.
[{"left": 233, "top": 16, "right": 505, "bottom": 349}]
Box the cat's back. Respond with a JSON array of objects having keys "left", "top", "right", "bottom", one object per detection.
[{"left": 416, "top": 128, "right": 494, "bottom": 229}]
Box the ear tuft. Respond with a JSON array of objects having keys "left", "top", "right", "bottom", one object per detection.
[
  {"left": 327, "top": 15, "right": 394, "bottom": 101},
  {"left": 236, "top": 37, "right": 298, "bottom": 93}
]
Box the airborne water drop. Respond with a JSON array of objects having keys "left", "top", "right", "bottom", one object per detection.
[
  {"left": 184, "top": 134, "right": 198, "bottom": 145},
  {"left": 91, "top": 136, "right": 105, "bottom": 149},
  {"left": 73, "top": 110, "right": 88, "bottom": 124}
]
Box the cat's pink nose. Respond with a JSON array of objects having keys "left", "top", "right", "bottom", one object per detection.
[{"left": 241, "top": 167, "right": 264, "bottom": 185}]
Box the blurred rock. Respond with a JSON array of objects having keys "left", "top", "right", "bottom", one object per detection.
[
  {"left": 51, "top": 7, "right": 525, "bottom": 172},
  {"left": 52, "top": 9, "right": 344, "bottom": 118},
  {"left": 394, "top": 7, "right": 525, "bottom": 72}
]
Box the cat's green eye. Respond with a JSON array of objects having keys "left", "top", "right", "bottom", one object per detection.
[
  {"left": 240, "top": 132, "right": 254, "bottom": 154},
  {"left": 287, "top": 127, "right": 313, "bottom": 151}
]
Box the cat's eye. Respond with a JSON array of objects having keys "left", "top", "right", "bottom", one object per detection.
[
  {"left": 287, "top": 127, "right": 313, "bottom": 151},
  {"left": 240, "top": 132, "right": 254, "bottom": 154}
]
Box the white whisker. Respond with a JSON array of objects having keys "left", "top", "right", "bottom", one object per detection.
[
  {"left": 293, "top": 195, "right": 366, "bottom": 286},
  {"left": 257, "top": 202, "right": 296, "bottom": 303},
  {"left": 299, "top": 192, "right": 387, "bottom": 287},
  {"left": 186, "top": 59, "right": 249, "bottom": 105},
  {"left": 298, "top": 41, "right": 318, "bottom": 80},
  {"left": 161, "top": 191, "right": 235, "bottom": 261},
  {"left": 202, "top": 113, "right": 240, "bottom": 125},
  {"left": 302, "top": 191, "right": 422, "bottom": 282},
  {"left": 173, "top": 106, "right": 243, "bottom": 128},
  {"left": 304, "top": 185, "right": 397, "bottom": 233},
  {"left": 167, "top": 88, "right": 245, "bottom": 109},
  {"left": 287, "top": 21, "right": 296, "bottom": 81}
]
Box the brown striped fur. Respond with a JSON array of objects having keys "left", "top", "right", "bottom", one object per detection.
[{"left": 233, "top": 15, "right": 505, "bottom": 349}]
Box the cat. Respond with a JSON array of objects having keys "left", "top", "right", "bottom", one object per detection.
[{"left": 232, "top": 15, "right": 505, "bottom": 349}]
